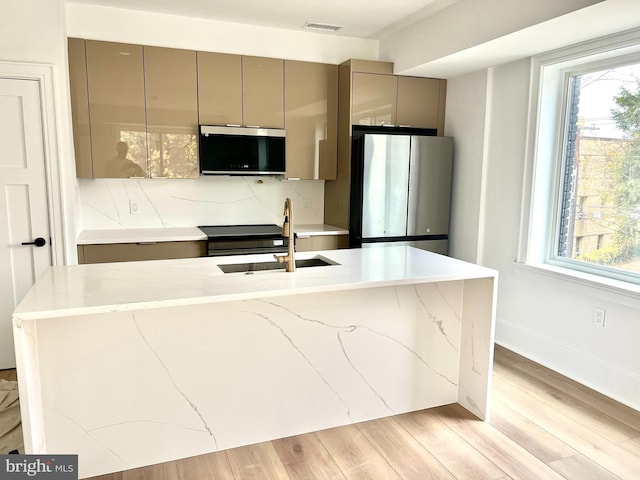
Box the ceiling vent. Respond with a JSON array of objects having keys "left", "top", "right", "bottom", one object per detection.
[{"left": 303, "top": 22, "right": 342, "bottom": 33}]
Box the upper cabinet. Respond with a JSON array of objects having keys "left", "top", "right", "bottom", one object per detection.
[
  {"left": 197, "top": 52, "right": 243, "bottom": 126},
  {"left": 284, "top": 60, "right": 338, "bottom": 180},
  {"left": 67, "top": 38, "right": 92, "bottom": 179},
  {"left": 397, "top": 76, "right": 446, "bottom": 131},
  {"left": 85, "top": 40, "right": 147, "bottom": 178},
  {"left": 242, "top": 56, "right": 284, "bottom": 129},
  {"left": 352, "top": 71, "right": 446, "bottom": 130},
  {"left": 144, "top": 47, "right": 199, "bottom": 178},
  {"left": 197, "top": 53, "right": 284, "bottom": 129},
  {"left": 352, "top": 73, "right": 398, "bottom": 127},
  {"left": 69, "top": 39, "right": 199, "bottom": 179}
]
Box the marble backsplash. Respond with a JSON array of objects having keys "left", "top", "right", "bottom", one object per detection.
[{"left": 77, "top": 176, "right": 325, "bottom": 230}]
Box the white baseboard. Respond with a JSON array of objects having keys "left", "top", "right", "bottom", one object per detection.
[{"left": 495, "top": 317, "right": 640, "bottom": 412}]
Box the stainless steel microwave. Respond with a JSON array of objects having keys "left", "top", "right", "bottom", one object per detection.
[{"left": 198, "top": 125, "right": 286, "bottom": 175}]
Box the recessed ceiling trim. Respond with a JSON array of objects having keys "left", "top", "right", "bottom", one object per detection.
[{"left": 303, "top": 21, "right": 343, "bottom": 32}]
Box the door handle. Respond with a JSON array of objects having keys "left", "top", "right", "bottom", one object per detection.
[{"left": 21, "top": 237, "right": 46, "bottom": 247}]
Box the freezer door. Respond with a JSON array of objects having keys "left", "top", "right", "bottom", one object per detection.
[
  {"left": 407, "top": 136, "right": 453, "bottom": 236},
  {"left": 362, "top": 239, "right": 448, "bottom": 255},
  {"left": 362, "top": 134, "right": 411, "bottom": 238}
]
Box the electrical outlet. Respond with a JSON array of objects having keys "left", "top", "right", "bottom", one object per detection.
[
  {"left": 303, "top": 198, "right": 312, "bottom": 211},
  {"left": 593, "top": 307, "right": 606, "bottom": 328},
  {"left": 129, "top": 200, "right": 140, "bottom": 215}
]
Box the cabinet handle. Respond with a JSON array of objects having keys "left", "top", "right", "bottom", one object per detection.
[
  {"left": 381, "top": 123, "right": 396, "bottom": 127},
  {"left": 225, "top": 124, "right": 241, "bottom": 127},
  {"left": 245, "top": 125, "right": 261, "bottom": 128}
]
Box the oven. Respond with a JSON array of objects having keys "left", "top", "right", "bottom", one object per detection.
[{"left": 198, "top": 224, "right": 289, "bottom": 256}]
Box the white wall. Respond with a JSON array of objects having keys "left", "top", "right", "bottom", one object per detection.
[
  {"left": 66, "top": 3, "right": 379, "bottom": 65},
  {"left": 444, "top": 70, "right": 489, "bottom": 263},
  {"left": 449, "top": 57, "right": 640, "bottom": 410},
  {"left": 379, "top": 0, "right": 604, "bottom": 76},
  {"left": 0, "top": 0, "right": 77, "bottom": 263}
]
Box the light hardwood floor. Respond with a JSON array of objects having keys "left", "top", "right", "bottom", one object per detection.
[{"left": 11, "top": 346, "right": 640, "bottom": 479}]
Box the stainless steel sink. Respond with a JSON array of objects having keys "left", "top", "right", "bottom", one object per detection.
[{"left": 218, "top": 256, "right": 338, "bottom": 274}]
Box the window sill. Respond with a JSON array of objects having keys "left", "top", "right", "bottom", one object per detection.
[{"left": 513, "top": 262, "right": 640, "bottom": 302}]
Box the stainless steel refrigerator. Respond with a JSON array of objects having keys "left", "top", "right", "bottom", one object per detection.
[{"left": 349, "top": 126, "right": 453, "bottom": 254}]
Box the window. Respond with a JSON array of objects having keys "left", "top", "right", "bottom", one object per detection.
[
  {"left": 556, "top": 63, "right": 640, "bottom": 278},
  {"left": 526, "top": 30, "right": 640, "bottom": 286}
]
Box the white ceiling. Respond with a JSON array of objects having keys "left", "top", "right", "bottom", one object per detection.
[{"left": 66, "top": 0, "right": 459, "bottom": 39}]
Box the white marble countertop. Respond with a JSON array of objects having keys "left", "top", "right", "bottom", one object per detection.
[
  {"left": 14, "top": 246, "right": 496, "bottom": 321},
  {"left": 76, "top": 224, "right": 348, "bottom": 245},
  {"left": 292, "top": 224, "right": 348, "bottom": 236}
]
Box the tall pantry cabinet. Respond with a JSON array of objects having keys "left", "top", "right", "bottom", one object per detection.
[{"left": 324, "top": 59, "right": 447, "bottom": 230}]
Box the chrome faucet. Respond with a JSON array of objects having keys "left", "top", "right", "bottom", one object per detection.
[{"left": 275, "top": 197, "right": 295, "bottom": 272}]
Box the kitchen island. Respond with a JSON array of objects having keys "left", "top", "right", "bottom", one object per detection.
[{"left": 13, "top": 246, "right": 497, "bottom": 478}]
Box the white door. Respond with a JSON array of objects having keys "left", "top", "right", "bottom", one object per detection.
[{"left": 0, "top": 78, "right": 52, "bottom": 369}]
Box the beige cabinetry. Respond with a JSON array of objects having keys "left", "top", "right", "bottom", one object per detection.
[
  {"left": 78, "top": 241, "right": 206, "bottom": 264},
  {"left": 85, "top": 40, "right": 147, "bottom": 178},
  {"left": 397, "top": 76, "right": 446, "bottom": 130},
  {"left": 284, "top": 60, "right": 338, "bottom": 180},
  {"left": 352, "top": 73, "right": 398, "bottom": 127},
  {"left": 144, "top": 47, "right": 199, "bottom": 178},
  {"left": 197, "top": 53, "right": 284, "bottom": 129},
  {"left": 295, "top": 235, "right": 348, "bottom": 252},
  {"left": 69, "top": 39, "right": 200, "bottom": 179},
  {"left": 197, "top": 52, "right": 243, "bottom": 126},
  {"left": 242, "top": 56, "right": 284, "bottom": 128},
  {"left": 352, "top": 72, "right": 446, "bottom": 130},
  {"left": 67, "top": 38, "right": 93, "bottom": 179}
]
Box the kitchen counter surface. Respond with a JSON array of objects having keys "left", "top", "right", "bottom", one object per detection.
[
  {"left": 14, "top": 246, "right": 497, "bottom": 478},
  {"left": 76, "top": 224, "right": 348, "bottom": 245},
  {"left": 14, "top": 246, "right": 496, "bottom": 321}
]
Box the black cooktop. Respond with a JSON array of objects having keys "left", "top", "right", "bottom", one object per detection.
[{"left": 198, "top": 224, "right": 283, "bottom": 238}]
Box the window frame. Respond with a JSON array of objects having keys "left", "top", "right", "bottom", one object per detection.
[{"left": 522, "top": 28, "right": 640, "bottom": 288}]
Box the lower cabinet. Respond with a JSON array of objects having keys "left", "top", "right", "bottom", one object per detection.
[
  {"left": 78, "top": 241, "right": 206, "bottom": 264},
  {"left": 295, "top": 235, "right": 348, "bottom": 252}
]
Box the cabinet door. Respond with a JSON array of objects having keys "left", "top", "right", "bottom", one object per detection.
[
  {"left": 78, "top": 241, "right": 206, "bottom": 264},
  {"left": 197, "top": 52, "right": 243, "bottom": 126},
  {"left": 68, "top": 38, "right": 93, "bottom": 178},
  {"left": 397, "top": 76, "right": 441, "bottom": 129},
  {"left": 242, "top": 56, "right": 284, "bottom": 128},
  {"left": 86, "top": 41, "right": 147, "bottom": 178},
  {"left": 145, "top": 46, "right": 199, "bottom": 178},
  {"left": 295, "top": 235, "right": 348, "bottom": 252},
  {"left": 352, "top": 73, "right": 397, "bottom": 126},
  {"left": 284, "top": 61, "right": 337, "bottom": 180}
]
